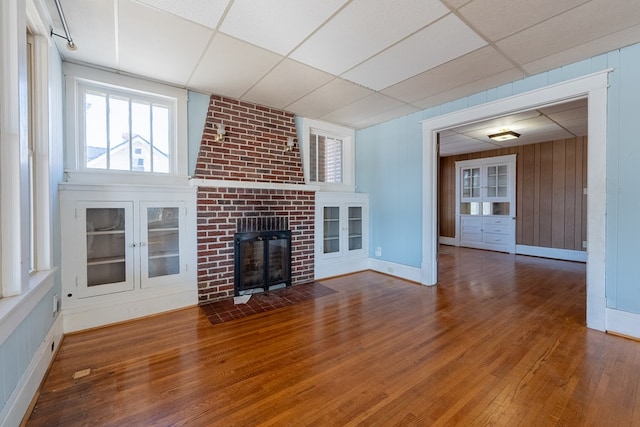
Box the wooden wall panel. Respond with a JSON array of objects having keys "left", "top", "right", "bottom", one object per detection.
[{"left": 439, "top": 137, "right": 587, "bottom": 251}]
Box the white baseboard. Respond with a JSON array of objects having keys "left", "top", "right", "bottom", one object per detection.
[
  {"left": 315, "top": 256, "right": 370, "bottom": 280},
  {"left": 606, "top": 308, "right": 640, "bottom": 340},
  {"left": 516, "top": 245, "right": 587, "bottom": 262},
  {"left": 0, "top": 313, "right": 64, "bottom": 427},
  {"left": 368, "top": 258, "right": 422, "bottom": 283},
  {"left": 63, "top": 287, "right": 197, "bottom": 333},
  {"left": 439, "top": 236, "right": 457, "bottom": 246}
]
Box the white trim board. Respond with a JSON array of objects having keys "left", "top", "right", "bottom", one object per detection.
[
  {"left": 368, "top": 259, "right": 422, "bottom": 284},
  {"left": 0, "top": 313, "right": 63, "bottom": 427},
  {"left": 422, "top": 70, "right": 610, "bottom": 332},
  {"left": 606, "top": 308, "right": 640, "bottom": 340}
]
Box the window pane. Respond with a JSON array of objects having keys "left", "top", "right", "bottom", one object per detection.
[
  {"left": 152, "top": 105, "right": 170, "bottom": 173},
  {"left": 108, "top": 96, "right": 130, "bottom": 171},
  {"left": 132, "top": 101, "right": 151, "bottom": 172},
  {"left": 309, "top": 131, "right": 343, "bottom": 184},
  {"left": 85, "top": 92, "right": 108, "bottom": 169}
]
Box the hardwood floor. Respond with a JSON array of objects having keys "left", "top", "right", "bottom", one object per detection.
[{"left": 26, "top": 247, "right": 640, "bottom": 426}]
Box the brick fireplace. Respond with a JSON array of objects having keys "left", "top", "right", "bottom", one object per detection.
[{"left": 193, "top": 95, "right": 315, "bottom": 304}]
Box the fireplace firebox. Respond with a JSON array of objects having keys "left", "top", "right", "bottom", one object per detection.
[{"left": 234, "top": 229, "right": 291, "bottom": 296}]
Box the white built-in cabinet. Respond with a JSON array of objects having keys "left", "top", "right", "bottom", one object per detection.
[
  {"left": 455, "top": 154, "right": 516, "bottom": 253},
  {"left": 60, "top": 184, "right": 197, "bottom": 332},
  {"left": 315, "top": 192, "right": 369, "bottom": 279}
]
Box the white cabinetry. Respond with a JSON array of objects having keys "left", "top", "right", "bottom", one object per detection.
[
  {"left": 315, "top": 192, "right": 369, "bottom": 279},
  {"left": 60, "top": 184, "right": 197, "bottom": 332},
  {"left": 455, "top": 155, "right": 516, "bottom": 253}
]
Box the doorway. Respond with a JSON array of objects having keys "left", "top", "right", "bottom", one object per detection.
[{"left": 421, "top": 71, "right": 609, "bottom": 331}]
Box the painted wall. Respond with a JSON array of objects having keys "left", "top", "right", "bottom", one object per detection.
[
  {"left": 0, "top": 3, "right": 65, "bottom": 420},
  {"left": 356, "top": 42, "right": 640, "bottom": 315},
  {"left": 187, "top": 90, "right": 209, "bottom": 177}
]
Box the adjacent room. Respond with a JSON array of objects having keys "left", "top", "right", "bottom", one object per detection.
[{"left": 3, "top": 0, "right": 640, "bottom": 425}]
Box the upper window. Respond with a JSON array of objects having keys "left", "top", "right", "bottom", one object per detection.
[
  {"left": 64, "top": 63, "right": 188, "bottom": 184},
  {"left": 300, "top": 118, "right": 355, "bottom": 192},
  {"left": 81, "top": 85, "right": 171, "bottom": 173},
  {"left": 309, "top": 130, "right": 343, "bottom": 184}
]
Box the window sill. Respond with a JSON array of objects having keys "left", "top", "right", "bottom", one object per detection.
[
  {"left": 64, "top": 170, "right": 191, "bottom": 187},
  {"left": 0, "top": 268, "right": 57, "bottom": 346}
]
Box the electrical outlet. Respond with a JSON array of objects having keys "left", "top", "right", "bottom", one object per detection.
[
  {"left": 53, "top": 294, "right": 59, "bottom": 315},
  {"left": 582, "top": 241, "right": 588, "bottom": 249},
  {"left": 375, "top": 247, "right": 382, "bottom": 257}
]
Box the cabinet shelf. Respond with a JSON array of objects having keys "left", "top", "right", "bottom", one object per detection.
[
  {"left": 87, "top": 256, "right": 126, "bottom": 266},
  {"left": 148, "top": 252, "right": 179, "bottom": 260},
  {"left": 87, "top": 230, "right": 125, "bottom": 236}
]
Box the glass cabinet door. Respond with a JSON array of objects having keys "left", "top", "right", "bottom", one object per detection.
[
  {"left": 348, "top": 206, "right": 363, "bottom": 251},
  {"left": 78, "top": 202, "right": 135, "bottom": 297},
  {"left": 323, "top": 206, "right": 340, "bottom": 254},
  {"left": 461, "top": 167, "right": 481, "bottom": 199},
  {"left": 486, "top": 164, "right": 508, "bottom": 198},
  {"left": 141, "top": 202, "right": 184, "bottom": 286}
]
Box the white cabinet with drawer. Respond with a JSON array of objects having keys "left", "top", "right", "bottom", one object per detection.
[{"left": 455, "top": 155, "right": 516, "bottom": 253}]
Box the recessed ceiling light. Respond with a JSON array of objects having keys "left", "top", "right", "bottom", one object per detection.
[{"left": 488, "top": 130, "right": 520, "bottom": 142}]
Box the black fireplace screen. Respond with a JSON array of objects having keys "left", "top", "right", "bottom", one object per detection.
[{"left": 234, "top": 230, "right": 291, "bottom": 295}]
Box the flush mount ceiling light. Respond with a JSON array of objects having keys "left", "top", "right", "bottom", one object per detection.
[{"left": 488, "top": 130, "right": 521, "bottom": 142}]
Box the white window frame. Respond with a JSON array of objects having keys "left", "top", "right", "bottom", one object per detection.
[
  {"left": 300, "top": 118, "right": 355, "bottom": 192},
  {"left": 63, "top": 63, "right": 189, "bottom": 186}
]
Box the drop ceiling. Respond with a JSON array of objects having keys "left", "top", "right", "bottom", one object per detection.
[{"left": 44, "top": 0, "right": 640, "bottom": 130}]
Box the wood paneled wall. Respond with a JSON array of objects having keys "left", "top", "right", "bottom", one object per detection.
[{"left": 439, "top": 137, "right": 587, "bottom": 251}]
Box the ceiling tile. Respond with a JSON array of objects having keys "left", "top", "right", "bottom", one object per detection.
[
  {"left": 220, "top": 0, "right": 347, "bottom": 55},
  {"left": 521, "top": 23, "right": 640, "bottom": 75},
  {"left": 342, "top": 14, "right": 487, "bottom": 90},
  {"left": 459, "top": 0, "right": 588, "bottom": 42},
  {"left": 285, "top": 78, "right": 373, "bottom": 119},
  {"left": 496, "top": 0, "right": 640, "bottom": 66},
  {"left": 118, "top": 0, "right": 213, "bottom": 85},
  {"left": 412, "top": 68, "right": 525, "bottom": 110},
  {"left": 49, "top": 0, "right": 117, "bottom": 68},
  {"left": 441, "top": 0, "right": 473, "bottom": 9},
  {"left": 382, "top": 46, "right": 512, "bottom": 103},
  {"left": 320, "top": 93, "right": 408, "bottom": 128},
  {"left": 289, "top": 0, "right": 449, "bottom": 75},
  {"left": 351, "top": 104, "right": 421, "bottom": 129},
  {"left": 241, "top": 59, "right": 334, "bottom": 109},
  {"left": 134, "top": 0, "right": 230, "bottom": 29},
  {"left": 188, "top": 33, "right": 283, "bottom": 98}
]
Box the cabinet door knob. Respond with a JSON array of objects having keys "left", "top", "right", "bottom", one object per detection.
[
  {"left": 129, "top": 243, "right": 136, "bottom": 247},
  {"left": 139, "top": 242, "right": 146, "bottom": 247}
]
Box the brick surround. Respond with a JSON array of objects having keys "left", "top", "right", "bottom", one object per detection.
[{"left": 194, "top": 95, "right": 315, "bottom": 303}]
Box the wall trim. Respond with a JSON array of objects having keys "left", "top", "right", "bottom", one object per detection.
[
  {"left": 422, "top": 69, "right": 611, "bottom": 331},
  {"left": 0, "top": 312, "right": 63, "bottom": 427},
  {"left": 63, "top": 286, "right": 197, "bottom": 333},
  {"left": 439, "top": 237, "right": 457, "bottom": 246},
  {"left": 516, "top": 245, "right": 587, "bottom": 262},
  {"left": 0, "top": 268, "right": 56, "bottom": 346},
  {"left": 606, "top": 308, "right": 640, "bottom": 340},
  {"left": 368, "top": 258, "right": 422, "bottom": 283}
]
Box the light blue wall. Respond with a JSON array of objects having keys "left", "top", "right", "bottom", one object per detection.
[
  {"left": 0, "top": 38, "right": 64, "bottom": 416},
  {"left": 187, "top": 91, "right": 210, "bottom": 177},
  {"left": 356, "top": 42, "right": 640, "bottom": 315}
]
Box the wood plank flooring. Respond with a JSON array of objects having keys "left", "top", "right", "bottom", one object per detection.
[{"left": 26, "top": 247, "right": 640, "bottom": 426}]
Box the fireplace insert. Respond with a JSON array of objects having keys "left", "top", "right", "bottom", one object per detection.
[{"left": 234, "top": 230, "right": 291, "bottom": 295}]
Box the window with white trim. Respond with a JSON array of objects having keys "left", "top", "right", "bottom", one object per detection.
[
  {"left": 64, "top": 63, "right": 188, "bottom": 183},
  {"left": 300, "top": 118, "right": 355, "bottom": 192}
]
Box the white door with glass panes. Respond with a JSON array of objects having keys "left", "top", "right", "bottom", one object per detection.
[
  {"left": 140, "top": 201, "right": 187, "bottom": 287},
  {"left": 77, "top": 202, "right": 135, "bottom": 297},
  {"left": 73, "top": 200, "right": 189, "bottom": 298},
  {"left": 315, "top": 192, "right": 369, "bottom": 279},
  {"left": 455, "top": 154, "right": 516, "bottom": 253}
]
